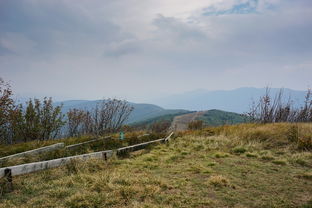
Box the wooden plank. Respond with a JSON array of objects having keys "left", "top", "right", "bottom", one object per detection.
[
  {"left": 117, "top": 132, "right": 174, "bottom": 155},
  {"left": 165, "top": 132, "right": 174, "bottom": 142},
  {"left": 117, "top": 138, "right": 165, "bottom": 155},
  {"left": 0, "top": 150, "right": 113, "bottom": 178},
  {"left": 65, "top": 136, "right": 111, "bottom": 150},
  {"left": 137, "top": 134, "right": 150, "bottom": 138},
  {"left": 0, "top": 143, "right": 65, "bottom": 163}
]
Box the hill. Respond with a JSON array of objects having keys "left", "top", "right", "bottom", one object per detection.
[
  {"left": 197, "top": 109, "right": 247, "bottom": 126},
  {"left": 54, "top": 100, "right": 189, "bottom": 124},
  {"left": 130, "top": 111, "right": 195, "bottom": 127},
  {"left": 153, "top": 87, "right": 308, "bottom": 113},
  {"left": 0, "top": 123, "right": 311, "bottom": 207},
  {"left": 170, "top": 110, "right": 246, "bottom": 131}
]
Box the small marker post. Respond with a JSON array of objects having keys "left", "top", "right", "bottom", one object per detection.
[{"left": 119, "top": 131, "right": 124, "bottom": 140}]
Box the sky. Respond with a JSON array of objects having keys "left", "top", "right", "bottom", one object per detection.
[{"left": 0, "top": 0, "right": 311, "bottom": 102}]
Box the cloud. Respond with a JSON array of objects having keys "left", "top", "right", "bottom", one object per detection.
[
  {"left": 0, "top": 0, "right": 131, "bottom": 57},
  {"left": 0, "top": 0, "right": 311, "bottom": 101},
  {"left": 153, "top": 15, "right": 207, "bottom": 41}
]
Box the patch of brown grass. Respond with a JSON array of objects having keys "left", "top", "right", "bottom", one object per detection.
[{"left": 208, "top": 175, "right": 230, "bottom": 187}]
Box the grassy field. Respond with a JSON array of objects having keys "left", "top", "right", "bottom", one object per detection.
[
  {"left": 0, "top": 132, "right": 163, "bottom": 168},
  {"left": 0, "top": 123, "right": 311, "bottom": 207}
]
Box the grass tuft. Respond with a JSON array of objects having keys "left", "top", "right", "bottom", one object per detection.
[
  {"left": 245, "top": 152, "right": 258, "bottom": 158},
  {"left": 272, "top": 160, "right": 287, "bottom": 166},
  {"left": 298, "top": 172, "right": 312, "bottom": 180},
  {"left": 208, "top": 175, "right": 230, "bottom": 187},
  {"left": 232, "top": 146, "right": 247, "bottom": 154},
  {"left": 214, "top": 152, "right": 230, "bottom": 158}
]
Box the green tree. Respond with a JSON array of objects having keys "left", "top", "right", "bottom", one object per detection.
[
  {"left": 13, "top": 98, "right": 65, "bottom": 142},
  {"left": 0, "top": 78, "right": 15, "bottom": 144}
]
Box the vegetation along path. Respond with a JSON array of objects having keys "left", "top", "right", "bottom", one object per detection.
[{"left": 170, "top": 111, "right": 206, "bottom": 131}]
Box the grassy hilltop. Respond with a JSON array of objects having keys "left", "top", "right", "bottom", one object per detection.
[{"left": 0, "top": 123, "right": 312, "bottom": 208}]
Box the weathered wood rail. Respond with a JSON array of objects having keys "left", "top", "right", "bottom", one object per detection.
[
  {"left": 117, "top": 138, "right": 165, "bottom": 155},
  {"left": 0, "top": 150, "right": 113, "bottom": 178},
  {"left": 0, "top": 132, "right": 173, "bottom": 180},
  {"left": 65, "top": 136, "right": 111, "bottom": 150},
  {"left": 137, "top": 134, "right": 150, "bottom": 138},
  {"left": 0, "top": 143, "right": 65, "bottom": 163}
]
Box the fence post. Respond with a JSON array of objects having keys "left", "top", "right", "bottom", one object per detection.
[
  {"left": 4, "top": 168, "right": 13, "bottom": 192},
  {"left": 102, "top": 152, "right": 107, "bottom": 161}
]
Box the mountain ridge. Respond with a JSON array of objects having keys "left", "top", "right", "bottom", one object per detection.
[
  {"left": 54, "top": 100, "right": 189, "bottom": 124},
  {"left": 152, "top": 87, "right": 308, "bottom": 113}
]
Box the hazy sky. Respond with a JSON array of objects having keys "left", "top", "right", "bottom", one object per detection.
[{"left": 0, "top": 0, "right": 311, "bottom": 102}]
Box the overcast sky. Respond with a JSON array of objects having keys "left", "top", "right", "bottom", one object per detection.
[{"left": 0, "top": 0, "right": 311, "bottom": 102}]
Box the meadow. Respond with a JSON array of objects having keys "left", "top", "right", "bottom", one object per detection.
[{"left": 0, "top": 123, "right": 311, "bottom": 208}]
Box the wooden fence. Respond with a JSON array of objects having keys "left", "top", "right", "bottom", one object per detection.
[
  {"left": 0, "top": 133, "right": 173, "bottom": 179},
  {"left": 65, "top": 136, "right": 111, "bottom": 150},
  {"left": 0, "top": 143, "right": 65, "bottom": 163}
]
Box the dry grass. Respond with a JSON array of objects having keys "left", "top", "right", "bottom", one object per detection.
[
  {"left": 208, "top": 175, "right": 230, "bottom": 187},
  {"left": 0, "top": 132, "right": 163, "bottom": 168},
  {"left": 0, "top": 123, "right": 311, "bottom": 207},
  {"left": 188, "top": 122, "right": 312, "bottom": 151}
]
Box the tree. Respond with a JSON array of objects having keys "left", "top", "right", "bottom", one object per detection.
[
  {"left": 40, "top": 98, "right": 64, "bottom": 140},
  {"left": 67, "top": 108, "right": 90, "bottom": 137},
  {"left": 247, "top": 87, "right": 312, "bottom": 123},
  {"left": 0, "top": 78, "right": 65, "bottom": 143},
  {"left": 66, "top": 99, "right": 133, "bottom": 136},
  {"left": 0, "top": 78, "right": 15, "bottom": 144},
  {"left": 92, "top": 99, "right": 134, "bottom": 134},
  {"left": 13, "top": 98, "right": 65, "bottom": 142}
]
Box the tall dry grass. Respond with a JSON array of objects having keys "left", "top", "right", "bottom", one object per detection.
[{"left": 185, "top": 123, "right": 312, "bottom": 150}]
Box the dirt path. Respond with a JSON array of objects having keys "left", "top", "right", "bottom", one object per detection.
[{"left": 169, "top": 111, "right": 206, "bottom": 132}]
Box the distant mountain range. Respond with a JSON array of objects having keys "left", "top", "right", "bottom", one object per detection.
[
  {"left": 153, "top": 87, "right": 308, "bottom": 113},
  {"left": 17, "top": 87, "right": 308, "bottom": 125},
  {"left": 54, "top": 100, "right": 189, "bottom": 124}
]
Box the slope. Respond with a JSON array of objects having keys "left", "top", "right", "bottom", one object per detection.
[
  {"left": 1, "top": 123, "right": 311, "bottom": 208},
  {"left": 170, "top": 109, "right": 246, "bottom": 131}
]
